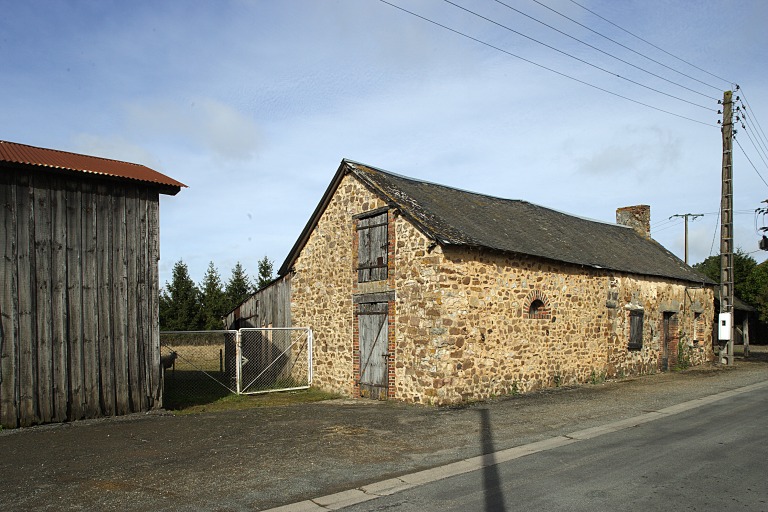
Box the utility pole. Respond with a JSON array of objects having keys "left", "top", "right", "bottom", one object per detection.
[
  {"left": 719, "top": 90, "right": 735, "bottom": 366},
  {"left": 669, "top": 213, "right": 703, "bottom": 264}
]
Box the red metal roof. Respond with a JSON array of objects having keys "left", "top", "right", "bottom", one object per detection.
[{"left": 0, "top": 140, "right": 186, "bottom": 192}]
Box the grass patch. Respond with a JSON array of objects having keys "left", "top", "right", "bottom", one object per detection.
[{"left": 172, "top": 387, "right": 341, "bottom": 415}]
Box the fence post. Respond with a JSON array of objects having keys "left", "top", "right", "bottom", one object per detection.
[
  {"left": 236, "top": 330, "right": 242, "bottom": 395},
  {"left": 307, "top": 328, "right": 313, "bottom": 384}
]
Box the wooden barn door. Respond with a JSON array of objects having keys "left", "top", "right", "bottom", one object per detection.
[{"left": 358, "top": 302, "right": 388, "bottom": 400}]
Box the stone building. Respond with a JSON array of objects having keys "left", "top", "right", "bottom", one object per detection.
[{"left": 228, "top": 159, "right": 715, "bottom": 405}]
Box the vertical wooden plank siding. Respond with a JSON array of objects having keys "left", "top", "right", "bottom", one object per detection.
[
  {"left": 16, "top": 174, "right": 36, "bottom": 426},
  {"left": 50, "top": 178, "right": 68, "bottom": 422},
  {"left": 81, "top": 182, "right": 101, "bottom": 418},
  {"left": 96, "top": 184, "right": 115, "bottom": 415},
  {"left": 125, "top": 188, "right": 141, "bottom": 411},
  {"left": 65, "top": 181, "right": 85, "bottom": 420},
  {"left": 112, "top": 192, "right": 129, "bottom": 415},
  {"left": 1, "top": 174, "right": 19, "bottom": 427},
  {"left": 33, "top": 179, "right": 54, "bottom": 423},
  {"left": 0, "top": 169, "right": 167, "bottom": 428},
  {"left": 148, "top": 195, "right": 161, "bottom": 407}
]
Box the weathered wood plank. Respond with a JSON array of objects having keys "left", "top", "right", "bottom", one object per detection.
[
  {"left": 96, "top": 184, "right": 115, "bottom": 416},
  {"left": 16, "top": 174, "right": 36, "bottom": 426},
  {"left": 125, "top": 188, "right": 141, "bottom": 412},
  {"left": 81, "top": 182, "right": 100, "bottom": 418},
  {"left": 112, "top": 191, "right": 129, "bottom": 415},
  {"left": 137, "top": 189, "right": 149, "bottom": 410},
  {"left": 33, "top": 178, "right": 53, "bottom": 424},
  {"left": 1, "top": 173, "right": 19, "bottom": 428},
  {"left": 65, "top": 180, "right": 85, "bottom": 420},
  {"left": 50, "top": 178, "right": 68, "bottom": 422},
  {"left": 147, "top": 194, "right": 161, "bottom": 407}
]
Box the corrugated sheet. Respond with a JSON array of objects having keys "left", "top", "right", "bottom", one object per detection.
[{"left": 0, "top": 140, "right": 186, "bottom": 190}]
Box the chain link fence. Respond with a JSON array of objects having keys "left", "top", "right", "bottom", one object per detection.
[
  {"left": 160, "top": 331, "right": 237, "bottom": 409},
  {"left": 160, "top": 328, "right": 313, "bottom": 408},
  {"left": 239, "top": 328, "right": 313, "bottom": 394}
]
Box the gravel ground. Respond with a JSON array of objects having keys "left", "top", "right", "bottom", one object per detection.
[{"left": 1, "top": 351, "right": 766, "bottom": 511}]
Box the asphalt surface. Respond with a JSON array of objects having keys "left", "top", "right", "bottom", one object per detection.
[{"left": 1, "top": 354, "right": 766, "bottom": 511}]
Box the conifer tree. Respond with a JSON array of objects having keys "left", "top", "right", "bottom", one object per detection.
[
  {"left": 225, "top": 261, "right": 254, "bottom": 312},
  {"left": 257, "top": 255, "right": 275, "bottom": 289},
  {"left": 199, "top": 261, "right": 227, "bottom": 329},
  {"left": 159, "top": 260, "right": 202, "bottom": 330}
]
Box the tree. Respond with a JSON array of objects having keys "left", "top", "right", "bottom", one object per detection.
[
  {"left": 199, "top": 261, "right": 227, "bottom": 330},
  {"left": 257, "top": 255, "right": 275, "bottom": 289},
  {"left": 225, "top": 261, "right": 254, "bottom": 312},
  {"left": 159, "top": 260, "right": 202, "bottom": 330},
  {"left": 692, "top": 248, "right": 758, "bottom": 302}
]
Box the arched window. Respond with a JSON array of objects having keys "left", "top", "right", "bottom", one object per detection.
[{"left": 525, "top": 292, "right": 551, "bottom": 319}]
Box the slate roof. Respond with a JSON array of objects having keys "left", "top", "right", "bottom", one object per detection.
[
  {"left": 0, "top": 140, "right": 185, "bottom": 194},
  {"left": 280, "top": 159, "right": 712, "bottom": 285}
]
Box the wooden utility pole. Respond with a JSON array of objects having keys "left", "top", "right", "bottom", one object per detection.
[
  {"left": 720, "top": 90, "right": 735, "bottom": 365},
  {"left": 669, "top": 213, "right": 703, "bottom": 264}
]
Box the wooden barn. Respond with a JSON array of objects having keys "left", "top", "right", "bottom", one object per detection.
[{"left": 0, "top": 140, "right": 184, "bottom": 427}]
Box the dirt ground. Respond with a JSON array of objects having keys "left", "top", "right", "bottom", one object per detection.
[{"left": 1, "top": 350, "right": 767, "bottom": 511}]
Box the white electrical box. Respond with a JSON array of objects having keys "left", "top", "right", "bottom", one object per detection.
[{"left": 718, "top": 312, "right": 732, "bottom": 341}]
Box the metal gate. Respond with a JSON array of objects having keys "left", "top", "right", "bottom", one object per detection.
[
  {"left": 160, "top": 328, "right": 312, "bottom": 403},
  {"left": 237, "top": 328, "right": 313, "bottom": 395},
  {"left": 358, "top": 302, "right": 389, "bottom": 399}
]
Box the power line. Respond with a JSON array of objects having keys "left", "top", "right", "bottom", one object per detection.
[
  {"left": 528, "top": 0, "right": 724, "bottom": 93},
  {"left": 566, "top": 0, "right": 733, "bottom": 86},
  {"left": 441, "top": 0, "right": 714, "bottom": 110},
  {"left": 489, "top": 0, "right": 718, "bottom": 101},
  {"left": 734, "top": 136, "right": 768, "bottom": 188},
  {"left": 740, "top": 88, "right": 768, "bottom": 150},
  {"left": 377, "top": 0, "right": 716, "bottom": 126}
]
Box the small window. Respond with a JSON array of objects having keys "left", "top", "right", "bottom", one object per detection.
[
  {"left": 693, "top": 313, "right": 703, "bottom": 346},
  {"left": 525, "top": 293, "right": 551, "bottom": 319},
  {"left": 628, "top": 310, "right": 643, "bottom": 350},
  {"left": 529, "top": 299, "right": 545, "bottom": 316},
  {"left": 357, "top": 211, "right": 388, "bottom": 283}
]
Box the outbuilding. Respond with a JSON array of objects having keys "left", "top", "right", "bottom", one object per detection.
[
  {"left": 228, "top": 159, "right": 715, "bottom": 404},
  {"left": 1, "top": 140, "right": 184, "bottom": 427}
]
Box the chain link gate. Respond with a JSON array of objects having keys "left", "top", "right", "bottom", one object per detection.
[
  {"left": 160, "top": 328, "right": 313, "bottom": 406},
  {"left": 237, "top": 328, "right": 313, "bottom": 394}
]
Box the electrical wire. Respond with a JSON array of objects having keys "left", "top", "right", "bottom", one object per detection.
[
  {"left": 377, "top": 0, "right": 716, "bottom": 126},
  {"left": 441, "top": 0, "right": 715, "bottom": 110},
  {"left": 741, "top": 112, "right": 768, "bottom": 163},
  {"left": 734, "top": 136, "right": 768, "bottom": 188},
  {"left": 489, "top": 0, "right": 718, "bottom": 101},
  {"left": 709, "top": 207, "right": 720, "bottom": 257},
  {"left": 741, "top": 124, "right": 768, "bottom": 172},
  {"left": 740, "top": 88, "right": 768, "bottom": 151},
  {"left": 528, "top": 0, "right": 724, "bottom": 93},
  {"left": 566, "top": 0, "right": 733, "bottom": 86}
]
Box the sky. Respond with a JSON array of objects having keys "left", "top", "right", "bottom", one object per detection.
[{"left": 2, "top": 0, "right": 768, "bottom": 288}]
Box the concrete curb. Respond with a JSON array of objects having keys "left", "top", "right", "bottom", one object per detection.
[{"left": 264, "top": 380, "right": 768, "bottom": 512}]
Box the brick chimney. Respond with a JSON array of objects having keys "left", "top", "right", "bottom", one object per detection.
[{"left": 616, "top": 205, "right": 651, "bottom": 239}]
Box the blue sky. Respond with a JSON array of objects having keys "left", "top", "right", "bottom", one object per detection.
[{"left": 3, "top": 0, "right": 768, "bottom": 287}]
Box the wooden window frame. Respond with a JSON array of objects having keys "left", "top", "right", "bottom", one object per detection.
[
  {"left": 356, "top": 210, "right": 389, "bottom": 283},
  {"left": 628, "top": 309, "right": 644, "bottom": 350}
]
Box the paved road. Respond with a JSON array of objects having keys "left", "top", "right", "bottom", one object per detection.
[{"left": 338, "top": 385, "right": 768, "bottom": 512}]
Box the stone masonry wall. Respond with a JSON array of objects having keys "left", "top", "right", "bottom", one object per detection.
[{"left": 393, "top": 240, "right": 715, "bottom": 404}]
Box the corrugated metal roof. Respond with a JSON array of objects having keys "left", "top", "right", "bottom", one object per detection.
[{"left": 0, "top": 140, "right": 186, "bottom": 192}]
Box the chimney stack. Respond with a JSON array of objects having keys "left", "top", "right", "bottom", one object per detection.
[{"left": 616, "top": 205, "right": 651, "bottom": 239}]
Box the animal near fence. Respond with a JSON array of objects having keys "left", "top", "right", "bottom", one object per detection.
[{"left": 159, "top": 327, "right": 313, "bottom": 408}]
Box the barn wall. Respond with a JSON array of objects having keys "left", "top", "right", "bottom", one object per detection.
[
  {"left": 224, "top": 275, "right": 291, "bottom": 330},
  {"left": 0, "top": 168, "right": 162, "bottom": 428},
  {"left": 392, "top": 235, "right": 715, "bottom": 404}
]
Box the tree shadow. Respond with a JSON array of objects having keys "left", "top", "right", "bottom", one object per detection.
[{"left": 479, "top": 408, "right": 507, "bottom": 511}]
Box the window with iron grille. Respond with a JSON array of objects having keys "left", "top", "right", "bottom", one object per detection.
[
  {"left": 357, "top": 211, "right": 388, "bottom": 283},
  {"left": 628, "top": 309, "right": 643, "bottom": 350}
]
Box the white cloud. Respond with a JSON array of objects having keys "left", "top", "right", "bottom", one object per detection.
[{"left": 124, "top": 98, "right": 261, "bottom": 161}]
